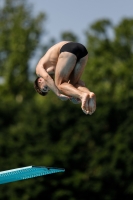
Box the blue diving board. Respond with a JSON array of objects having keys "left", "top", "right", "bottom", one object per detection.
[{"left": 0, "top": 166, "right": 65, "bottom": 184}]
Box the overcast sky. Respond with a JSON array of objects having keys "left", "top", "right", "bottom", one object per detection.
[{"left": 28, "top": 0, "right": 133, "bottom": 44}]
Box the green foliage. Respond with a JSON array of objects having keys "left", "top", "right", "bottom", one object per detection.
[
  {"left": 60, "top": 31, "right": 78, "bottom": 42},
  {"left": 0, "top": 0, "right": 45, "bottom": 98},
  {"left": 0, "top": 1, "right": 133, "bottom": 199},
  {"left": 82, "top": 18, "right": 133, "bottom": 199},
  {"left": 114, "top": 19, "right": 133, "bottom": 60}
]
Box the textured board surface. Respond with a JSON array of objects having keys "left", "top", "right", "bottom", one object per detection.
[{"left": 0, "top": 166, "right": 65, "bottom": 184}]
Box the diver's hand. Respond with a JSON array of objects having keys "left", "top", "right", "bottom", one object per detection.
[
  {"left": 58, "top": 94, "right": 70, "bottom": 101},
  {"left": 69, "top": 97, "right": 81, "bottom": 104}
]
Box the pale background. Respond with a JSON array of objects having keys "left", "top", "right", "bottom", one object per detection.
[{"left": 28, "top": 0, "right": 133, "bottom": 44}]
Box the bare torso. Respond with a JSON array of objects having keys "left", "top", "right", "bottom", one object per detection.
[{"left": 36, "top": 41, "right": 70, "bottom": 75}]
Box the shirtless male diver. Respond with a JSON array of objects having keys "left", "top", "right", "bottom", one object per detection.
[{"left": 34, "top": 41, "right": 96, "bottom": 115}]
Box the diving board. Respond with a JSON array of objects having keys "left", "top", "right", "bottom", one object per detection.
[{"left": 0, "top": 166, "right": 65, "bottom": 184}]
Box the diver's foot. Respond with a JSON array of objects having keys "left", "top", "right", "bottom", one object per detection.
[
  {"left": 81, "top": 93, "right": 89, "bottom": 115},
  {"left": 88, "top": 92, "right": 96, "bottom": 115}
]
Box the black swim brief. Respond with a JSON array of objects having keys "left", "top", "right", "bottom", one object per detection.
[{"left": 60, "top": 42, "right": 88, "bottom": 62}]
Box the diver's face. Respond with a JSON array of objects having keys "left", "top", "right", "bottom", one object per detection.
[{"left": 38, "top": 77, "right": 50, "bottom": 93}]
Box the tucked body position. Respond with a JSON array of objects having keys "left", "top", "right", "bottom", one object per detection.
[{"left": 34, "top": 41, "right": 96, "bottom": 115}]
